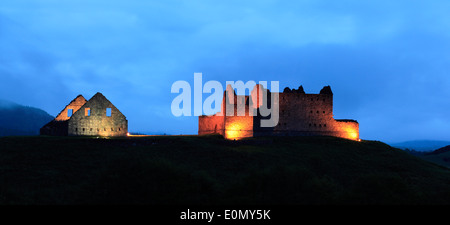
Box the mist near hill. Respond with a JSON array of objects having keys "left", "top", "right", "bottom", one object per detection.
[{"left": 0, "top": 99, "right": 54, "bottom": 136}]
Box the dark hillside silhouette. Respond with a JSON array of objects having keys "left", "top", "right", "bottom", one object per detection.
[{"left": 0, "top": 99, "right": 53, "bottom": 136}]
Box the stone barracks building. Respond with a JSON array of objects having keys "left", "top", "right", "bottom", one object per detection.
[
  {"left": 199, "top": 84, "right": 359, "bottom": 141},
  {"left": 40, "top": 92, "right": 128, "bottom": 136}
]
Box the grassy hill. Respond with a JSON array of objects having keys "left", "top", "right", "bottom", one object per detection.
[
  {"left": 420, "top": 145, "right": 450, "bottom": 168},
  {"left": 1, "top": 135, "right": 450, "bottom": 205}
]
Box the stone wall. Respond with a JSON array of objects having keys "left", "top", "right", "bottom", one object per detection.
[
  {"left": 67, "top": 93, "right": 128, "bottom": 136},
  {"left": 40, "top": 120, "right": 68, "bottom": 136},
  {"left": 41, "top": 95, "right": 87, "bottom": 136},
  {"left": 199, "top": 85, "right": 360, "bottom": 141},
  {"left": 55, "top": 95, "right": 87, "bottom": 121},
  {"left": 332, "top": 120, "right": 360, "bottom": 140},
  {"left": 273, "top": 92, "right": 334, "bottom": 133},
  {"left": 223, "top": 94, "right": 254, "bottom": 140},
  {"left": 198, "top": 114, "right": 225, "bottom": 136}
]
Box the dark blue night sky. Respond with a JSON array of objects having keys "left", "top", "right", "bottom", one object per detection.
[{"left": 1, "top": 0, "right": 449, "bottom": 142}]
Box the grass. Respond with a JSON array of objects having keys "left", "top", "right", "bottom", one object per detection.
[
  {"left": 1, "top": 135, "right": 450, "bottom": 205},
  {"left": 421, "top": 151, "right": 450, "bottom": 168}
]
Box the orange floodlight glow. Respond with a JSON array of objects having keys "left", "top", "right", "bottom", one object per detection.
[
  {"left": 344, "top": 126, "right": 359, "bottom": 141},
  {"left": 225, "top": 123, "right": 245, "bottom": 140}
]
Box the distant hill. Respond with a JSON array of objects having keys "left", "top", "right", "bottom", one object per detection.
[
  {"left": 391, "top": 140, "right": 450, "bottom": 152},
  {"left": 427, "top": 145, "right": 450, "bottom": 155},
  {"left": 420, "top": 145, "right": 450, "bottom": 168},
  {"left": 0, "top": 99, "right": 54, "bottom": 136},
  {"left": 1, "top": 135, "right": 450, "bottom": 204}
]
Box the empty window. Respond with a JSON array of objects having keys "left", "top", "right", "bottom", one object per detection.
[
  {"left": 314, "top": 124, "right": 317, "bottom": 127},
  {"left": 118, "top": 128, "right": 121, "bottom": 131},
  {"left": 97, "top": 128, "right": 100, "bottom": 131},
  {"left": 82, "top": 128, "right": 85, "bottom": 131},
  {"left": 106, "top": 108, "right": 112, "bottom": 117},
  {"left": 104, "top": 128, "right": 106, "bottom": 131},
  {"left": 90, "top": 128, "right": 93, "bottom": 131},
  {"left": 111, "top": 128, "right": 114, "bottom": 131},
  {"left": 85, "top": 108, "right": 91, "bottom": 116},
  {"left": 324, "top": 124, "right": 327, "bottom": 127},
  {"left": 319, "top": 124, "right": 322, "bottom": 127},
  {"left": 75, "top": 128, "right": 78, "bottom": 132},
  {"left": 309, "top": 124, "right": 312, "bottom": 127},
  {"left": 310, "top": 110, "right": 313, "bottom": 114},
  {"left": 323, "top": 111, "right": 325, "bottom": 114},
  {"left": 316, "top": 111, "right": 319, "bottom": 114},
  {"left": 67, "top": 109, "right": 73, "bottom": 117}
]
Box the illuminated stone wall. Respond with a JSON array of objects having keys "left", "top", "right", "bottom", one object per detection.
[
  {"left": 224, "top": 96, "right": 253, "bottom": 140},
  {"left": 198, "top": 91, "right": 254, "bottom": 140},
  {"left": 41, "top": 93, "right": 128, "bottom": 137},
  {"left": 68, "top": 93, "right": 128, "bottom": 136},
  {"left": 41, "top": 95, "right": 87, "bottom": 136},
  {"left": 198, "top": 114, "right": 225, "bottom": 136},
  {"left": 198, "top": 85, "right": 360, "bottom": 141},
  {"left": 272, "top": 91, "right": 334, "bottom": 133},
  {"left": 224, "top": 115, "right": 253, "bottom": 140},
  {"left": 55, "top": 95, "right": 87, "bottom": 121},
  {"left": 332, "top": 120, "right": 360, "bottom": 140},
  {"left": 255, "top": 86, "right": 359, "bottom": 140}
]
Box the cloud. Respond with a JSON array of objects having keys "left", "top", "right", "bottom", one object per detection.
[{"left": 0, "top": 0, "right": 450, "bottom": 141}]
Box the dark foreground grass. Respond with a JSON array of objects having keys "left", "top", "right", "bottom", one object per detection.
[{"left": 1, "top": 135, "right": 450, "bottom": 205}]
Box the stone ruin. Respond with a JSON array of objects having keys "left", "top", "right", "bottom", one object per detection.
[
  {"left": 40, "top": 92, "right": 128, "bottom": 136},
  {"left": 199, "top": 85, "right": 359, "bottom": 140}
]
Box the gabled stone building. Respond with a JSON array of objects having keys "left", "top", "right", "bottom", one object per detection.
[{"left": 40, "top": 92, "right": 128, "bottom": 136}]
